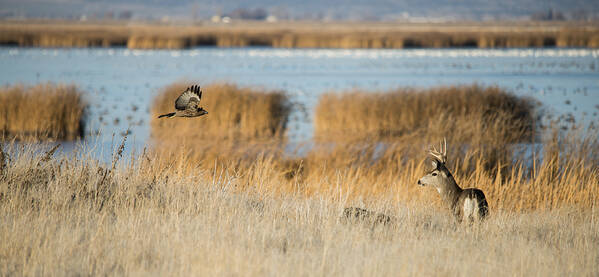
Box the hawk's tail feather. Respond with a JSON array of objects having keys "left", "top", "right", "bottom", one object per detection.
[{"left": 158, "top": 112, "right": 176, "bottom": 118}]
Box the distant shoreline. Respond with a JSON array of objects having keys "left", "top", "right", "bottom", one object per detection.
[{"left": 1, "top": 20, "right": 598, "bottom": 49}]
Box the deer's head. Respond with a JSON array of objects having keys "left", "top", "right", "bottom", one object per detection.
[{"left": 417, "top": 138, "right": 455, "bottom": 190}]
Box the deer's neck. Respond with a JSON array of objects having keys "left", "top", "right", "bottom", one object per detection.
[{"left": 437, "top": 176, "right": 463, "bottom": 210}]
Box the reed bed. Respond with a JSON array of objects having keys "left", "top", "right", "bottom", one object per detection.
[
  {"left": 0, "top": 83, "right": 87, "bottom": 141},
  {"left": 315, "top": 85, "right": 534, "bottom": 142},
  {"left": 1, "top": 20, "right": 598, "bottom": 49},
  {"left": 0, "top": 138, "right": 597, "bottom": 276},
  {"left": 315, "top": 85, "right": 536, "bottom": 171},
  {"left": 151, "top": 83, "right": 289, "bottom": 142}
]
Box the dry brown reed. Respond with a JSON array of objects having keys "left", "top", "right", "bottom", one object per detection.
[
  {"left": 1, "top": 20, "right": 598, "bottom": 49},
  {"left": 0, "top": 83, "right": 87, "bottom": 141},
  {"left": 151, "top": 82, "right": 289, "bottom": 143},
  {"left": 315, "top": 85, "right": 534, "bottom": 142}
]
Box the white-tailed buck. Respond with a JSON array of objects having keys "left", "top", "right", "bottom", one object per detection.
[{"left": 417, "top": 139, "right": 489, "bottom": 222}]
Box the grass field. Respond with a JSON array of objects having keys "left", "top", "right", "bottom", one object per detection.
[
  {"left": 0, "top": 83, "right": 87, "bottom": 141},
  {"left": 0, "top": 139, "right": 597, "bottom": 276},
  {"left": 1, "top": 20, "right": 598, "bottom": 49}
]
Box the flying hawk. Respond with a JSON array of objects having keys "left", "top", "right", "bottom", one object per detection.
[{"left": 158, "top": 85, "right": 208, "bottom": 118}]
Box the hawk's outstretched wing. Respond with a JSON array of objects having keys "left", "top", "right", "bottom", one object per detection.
[{"left": 175, "top": 85, "right": 202, "bottom": 110}]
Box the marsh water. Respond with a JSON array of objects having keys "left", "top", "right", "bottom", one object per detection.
[{"left": 1, "top": 47, "right": 598, "bottom": 158}]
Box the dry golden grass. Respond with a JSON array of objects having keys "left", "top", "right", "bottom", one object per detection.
[
  {"left": 305, "top": 128, "right": 599, "bottom": 211},
  {"left": 146, "top": 128, "right": 599, "bottom": 212},
  {"left": 151, "top": 82, "right": 289, "bottom": 143},
  {"left": 1, "top": 20, "right": 598, "bottom": 49},
  {"left": 0, "top": 138, "right": 597, "bottom": 276},
  {"left": 0, "top": 83, "right": 87, "bottom": 141}
]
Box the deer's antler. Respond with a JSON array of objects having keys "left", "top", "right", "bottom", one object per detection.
[{"left": 428, "top": 137, "right": 447, "bottom": 164}]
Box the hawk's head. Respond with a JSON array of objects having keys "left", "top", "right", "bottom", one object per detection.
[{"left": 197, "top": 107, "right": 208, "bottom": 116}]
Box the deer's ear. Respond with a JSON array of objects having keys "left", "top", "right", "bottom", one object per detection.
[{"left": 430, "top": 159, "right": 438, "bottom": 169}]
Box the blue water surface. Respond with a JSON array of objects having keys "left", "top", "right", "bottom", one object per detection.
[{"left": 1, "top": 47, "right": 598, "bottom": 159}]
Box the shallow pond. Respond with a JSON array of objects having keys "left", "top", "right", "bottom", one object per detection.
[{"left": 1, "top": 47, "right": 598, "bottom": 159}]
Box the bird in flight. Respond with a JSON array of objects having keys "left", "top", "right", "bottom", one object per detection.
[{"left": 158, "top": 85, "right": 208, "bottom": 118}]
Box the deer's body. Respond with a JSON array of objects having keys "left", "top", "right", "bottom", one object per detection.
[
  {"left": 418, "top": 139, "right": 489, "bottom": 223},
  {"left": 433, "top": 179, "right": 488, "bottom": 222}
]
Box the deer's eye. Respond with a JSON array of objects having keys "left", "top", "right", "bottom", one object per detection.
[{"left": 432, "top": 173, "right": 437, "bottom": 176}]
